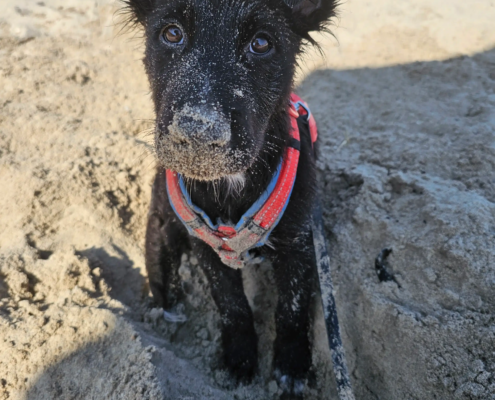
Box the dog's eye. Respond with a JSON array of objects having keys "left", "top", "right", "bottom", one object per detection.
[
  {"left": 250, "top": 35, "right": 271, "bottom": 55},
  {"left": 161, "top": 25, "right": 184, "bottom": 45}
]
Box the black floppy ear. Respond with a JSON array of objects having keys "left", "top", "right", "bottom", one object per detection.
[
  {"left": 121, "top": 0, "right": 154, "bottom": 27},
  {"left": 284, "top": 0, "right": 338, "bottom": 35}
]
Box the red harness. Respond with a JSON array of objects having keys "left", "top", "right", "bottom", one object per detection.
[{"left": 166, "top": 94, "right": 317, "bottom": 269}]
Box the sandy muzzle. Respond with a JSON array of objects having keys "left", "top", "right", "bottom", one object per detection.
[{"left": 155, "top": 105, "right": 253, "bottom": 180}]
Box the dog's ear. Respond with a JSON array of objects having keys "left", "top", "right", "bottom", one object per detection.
[
  {"left": 121, "top": 0, "right": 154, "bottom": 27},
  {"left": 284, "top": 0, "right": 338, "bottom": 35}
]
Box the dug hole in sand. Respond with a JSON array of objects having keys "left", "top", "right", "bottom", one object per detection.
[{"left": 1, "top": 0, "right": 494, "bottom": 399}]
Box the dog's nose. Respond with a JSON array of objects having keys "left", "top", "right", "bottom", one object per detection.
[{"left": 169, "top": 105, "right": 231, "bottom": 146}]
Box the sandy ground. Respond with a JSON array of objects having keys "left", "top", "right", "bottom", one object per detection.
[{"left": 1, "top": 0, "right": 494, "bottom": 399}]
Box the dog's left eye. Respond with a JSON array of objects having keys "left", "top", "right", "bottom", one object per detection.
[
  {"left": 249, "top": 35, "right": 272, "bottom": 55},
  {"left": 161, "top": 24, "right": 184, "bottom": 45}
]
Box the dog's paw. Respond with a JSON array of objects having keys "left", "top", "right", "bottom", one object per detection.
[
  {"left": 273, "top": 336, "right": 311, "bottom": 399},
  {"left": 274, "top": 369, "right": 305, "bottom": 399},
  {"left": 222, "top": 331, "right": 258, "bottom": 383}
]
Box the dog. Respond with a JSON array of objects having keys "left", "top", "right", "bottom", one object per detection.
[{"left": 123, "top": 1, "right": 338, "bottom": 398}]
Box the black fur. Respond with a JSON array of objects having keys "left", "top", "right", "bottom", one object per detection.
[{"left": 123, "top": 1, "right": 337, "bottom": 398}]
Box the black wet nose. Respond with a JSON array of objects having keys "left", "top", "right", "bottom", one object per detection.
[{"left": 169, "top": 105, "right": 231, "bottom": 146}]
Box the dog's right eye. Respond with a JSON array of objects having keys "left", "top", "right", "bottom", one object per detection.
[
  {"left": 250, "top": 35, "right": 272, "bottom": 55},
  {"left": 161, "top": 25, "right": 184, "bottom": 45}
]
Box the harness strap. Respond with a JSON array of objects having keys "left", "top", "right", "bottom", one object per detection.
[
  {"left": 290, "top": 93, "right": 318, "bottom": 145},
  {"left": 166, "top": 94, "right": 317, "bottom": 269}
]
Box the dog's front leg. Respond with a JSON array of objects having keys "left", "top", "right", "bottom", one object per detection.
[
  {"left": 191, "top": 238, "right": 258, "bottom": 383},
  {"left": 271, "top": 227, "right": 317, "bottom": 399},
  {"left": 145, "top": 171, "right": 187, "bottom": 311}
]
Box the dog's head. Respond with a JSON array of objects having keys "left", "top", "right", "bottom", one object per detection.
[{"left": 124, "top": 0, "right": 337, "bottom": 181}]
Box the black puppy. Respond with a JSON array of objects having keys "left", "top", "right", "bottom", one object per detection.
[{"left": 123, "top": 0, "right": 337, "bottom": 398}]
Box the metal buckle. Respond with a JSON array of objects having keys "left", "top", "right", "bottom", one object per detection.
[{"left": 292, "top": 101, "right": 311, "bottom": 121}]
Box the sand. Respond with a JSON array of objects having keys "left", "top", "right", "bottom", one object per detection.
[{"left": 0, "top": 0, "right": 494, "bottom": 399}]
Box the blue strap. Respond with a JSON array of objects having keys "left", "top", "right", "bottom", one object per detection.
[{"left": 177, "top": 158, "right": 283, "bottom": 232}]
